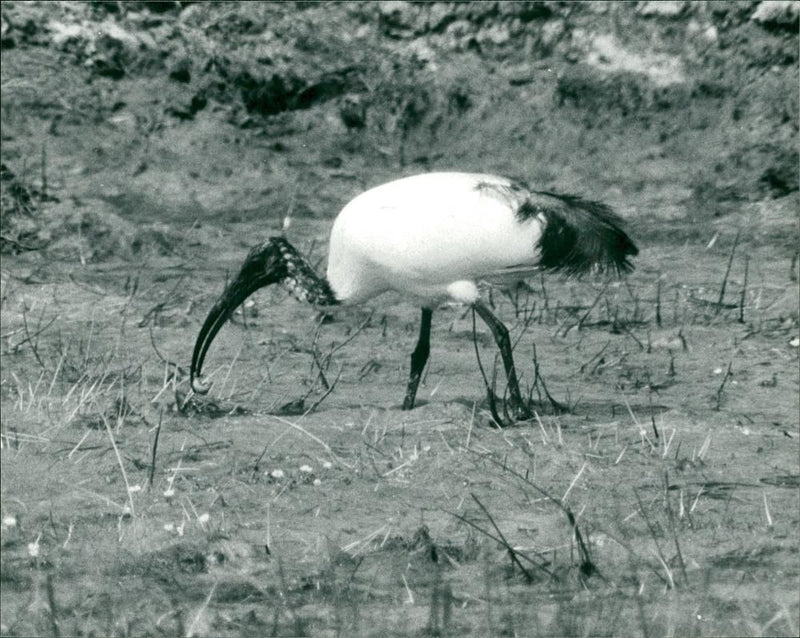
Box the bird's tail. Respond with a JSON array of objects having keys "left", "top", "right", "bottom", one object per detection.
[{"left": 527, "top": 191, "right": 638, "bottom": 275}]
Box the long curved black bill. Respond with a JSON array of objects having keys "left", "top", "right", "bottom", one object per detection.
[{"left": 190, "top": 242, "right": 285, "bottom": 394}]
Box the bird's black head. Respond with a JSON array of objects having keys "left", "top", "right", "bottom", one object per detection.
[{"left": 190, "top": 238, "right": 289, "bottom": 394}]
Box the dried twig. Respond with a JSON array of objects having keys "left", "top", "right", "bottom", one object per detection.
[
  {"left": 148, "top": 323, "right": 185, "bottom": 377},
  {"left": 473, "top": 450, "right": 597, "bottom": 579},
  {"left": 270, "top": 414, "right": 352, "bottom": 469},
  {"left": 633, "top": 487, "right": 672, "bottom": 588},
  {"left": 40, "top": 143, "right": 48, "bottom": 202},
  {"left": 663, "top": 471, "right": 688, "bottom": 585},
  {"left": 738, "top": 255, "right": 749, "bottom": 324},
  {"left": 579, "top": 341, "right": 610, "bottom": 374},
  {"left": 655, "top": 276, "right": 662, "bottom": 328},
  {"left": 304, "top": 364, "right": 343, "bottom": 414},
  {"left": 328, "top": 310, "right": 374, "bottom": 357},
  {"left": 561, "top": 283, "right": 608, "bottom": 337},
  {"left": 45, "top": 573, "right": 60, "bottom": 638},
  {"left": 0, "top": 233, "right": 40, "bottom": 252},
  {"left": 448, "top": 505, "right": 553, "bottom": 579},
  {"left": 18, "top": 306, "right": 55, "bottom": 370},
  {"left": 714, "top": 361, "right": 733, "bottom": 411},
  {"left": 148, "top": 409, "right": 163, "bottom": 488},
  {"left": 715, "top": 229, "right": 740, "bottom": 316},
  {"left": 470, "top": 493, "right": 535, "bottom": 582},
  {"left": 186, "top": 582, "right": 217, "bottom": 638},
  {"left": 308, "top": 318, "right": 330, "bottom": 389},
  {"left": 530, "top": 344, "right": 566, "bottom": 414},
  {"left": 102, "top": 413, "right": 135, "bottom": 517}
]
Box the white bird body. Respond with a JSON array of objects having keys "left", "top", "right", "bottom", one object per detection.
[
  {"left": 190, "top": 171, "right": 638, "bottom": 420},
  {"left": 327, "top": 172, "right": 543, "bottom": 304}
]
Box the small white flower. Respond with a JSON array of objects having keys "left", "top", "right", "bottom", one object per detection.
[
  {"left": 2, "top": 515, "right": 17, "bottom": 529},
  {"left": 713, "top": 368, "right": 723, "bottom": 375},
  {"left": 322, "top": 461, "right": 333, "bottom": 469},
  {"left": 164, "top": 488, "right": 175, "bottom": 498},
  {"left": 313, "top": 478, "right": 322, "bottom": 486},
  {"left": 128, "top": 484, "right": 142, "bottom": 493},
  {"left": 197, "top": 513, "right": 210, "bottom": 524},
  {"left": 790, "top": 337, "right": 799, "bottom": 348},
  {"left": 299, "top": 464, "right": 313, "bottom": 474},
  {"left": 164, "top": 523, "right": 174, "bottom": 532},
  {"left": 270, "top": 469, "right": 285, "bottom": 479},
  {"left": 27, "top": 535, "right": 41, "bottom": 558}
]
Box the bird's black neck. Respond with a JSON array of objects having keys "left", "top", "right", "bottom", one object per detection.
[{"left": 272, "top": 237, "right": 339, "bottom": 307}]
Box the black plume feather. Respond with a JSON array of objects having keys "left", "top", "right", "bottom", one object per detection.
[{"left": 520, "top": 191, "right": 638, "bottom": 275}]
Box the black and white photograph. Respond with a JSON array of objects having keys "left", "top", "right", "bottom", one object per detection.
[{"left": 1, "top": 1, "right": 798, "bottom": 636}]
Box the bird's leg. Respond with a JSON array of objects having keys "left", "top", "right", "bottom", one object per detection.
[
  {"left": 402, "top": 307, "right": 433, "bottom": 410},
  {"left": 472, "top": 300, "right": 532, "bottom": 420}
]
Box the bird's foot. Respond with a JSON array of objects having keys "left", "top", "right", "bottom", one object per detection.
[
  {"left": 401, "top": 388, "right": 419, "bottom": 411},
  {"left": 483, "top": 390, "right": 530, "bottom": 427},
  {"left": 402, "top": 373, "right": 424, "bottom": 410},
  {"left": 487, "top": 393, "right": 569, "bottom": 427},
  {"left": 510, "top": 401, "right": 534, "bottom": 422}
]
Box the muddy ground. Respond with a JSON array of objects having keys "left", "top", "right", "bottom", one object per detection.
[{"left": 1, "top": 2, "right": 798, "bottom": 637}]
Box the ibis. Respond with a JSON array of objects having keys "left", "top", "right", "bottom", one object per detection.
[{"left": 190, "top": 172, "right": 637, "bottom": 418}]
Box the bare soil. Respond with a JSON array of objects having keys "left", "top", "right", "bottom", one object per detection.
[{"left": 1, "top": 2, "right": 798, "bottom": 637}]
